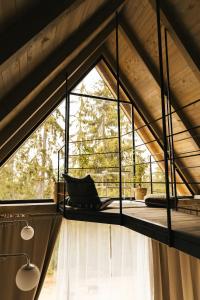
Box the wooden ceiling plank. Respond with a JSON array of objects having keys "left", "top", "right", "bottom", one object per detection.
[
  {"left": 0, "top": 0, "right": 85, "bottom": 65},
  {"left": 102, "top": 48, "right": 196, "bottom": 195},
  {"left": 0, "top": 0, "right": 124, "bottom": 123},
  {"left": 0, "top": 0, "right": 16, "bottom": 28},
  {"left": 119, "top": 16, "right": 200, "bottom": 150},
  {"left": 148, "top": 0, "right": 200, "bottom": 82}
]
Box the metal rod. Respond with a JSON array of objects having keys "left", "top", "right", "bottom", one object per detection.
[
  {"left": 164, "top": 28, "right": 178, "bottom": 208},
  {"left": 149, "top": 149, "right": 200, "bottom": 158},
  {"left": 58, "top": 179, "right": 200, "bottom": 185},
  {"left": 68, "top": 158, "right": 200, "bottom": 168},
  {"left": 150, "top": 155, "right": 153, "bottom": 194},
  {"left": 68, "top": 130, "right": 135, "bottom": 144},
  {"left": 178, "top": 165, "right": 200, "bottom": 170},
  {"left": 165, "top": 47, "right": 174, "bottom": 196},
  {"left": 169, "top": 124, "right": 200, "bottom": 137},
  {"left": 131, "top": 105, "right": 136, "bottom": 188},
  {"left": 70, "top": 92, "right": 129, "bottom": 104},
  {"left": 165, "top": 65, "right": 174, "bottom": 196},
  {"left": 68, "top": 166, "right": 120, "bottom": 170},
  {"left": 135, "top": 119, "right": 200, "bottom": 137},
  {"left": 156, "top": 0, "right": 172, "bottom": 244},
  {"left": 67, "top": 146, "right": 200, "bottom": 158},
  {"left": 63, "top": 73, "right": 70, "bottom": 217},
  {"left": 68, "top": 150, "right": 119, "bottom": 156},
  {"left": 132, "top": 129, "right": 200, "bottom": 148},
  {"left": 116, "top": 12, "right": 123, "bottom": 219},
  {"left": 64, "top": 75, "right": 68, "bottom": 175},
  {"left": 133, "top": 98, "right": 200, "bottom": 133},
  {"left": 57, "top": 151, "right": 60, "bottom": 182},
  {"left": 174, "top": 134, "right": 200, "bottom": 143},
  {"left": 69, "top": 135, "right": 118, "bottom": 143},
  {"left": 66, "top": 83, "right": 70, "bottom": 175}
]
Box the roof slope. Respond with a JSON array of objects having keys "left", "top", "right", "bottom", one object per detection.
[{"left": 0, "top": 0, "right": 199, "bottom": 193}]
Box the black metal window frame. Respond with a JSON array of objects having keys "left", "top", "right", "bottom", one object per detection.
[{"left": 57, "top": 2, "right": 200, "bottom": 248}]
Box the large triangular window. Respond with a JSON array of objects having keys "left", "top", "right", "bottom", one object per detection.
[{"left": 0, "top": 65, "right": 165, "bottom": 201}]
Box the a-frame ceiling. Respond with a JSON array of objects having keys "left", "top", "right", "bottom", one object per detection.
[{"left": 0, "top": 0, "right": 200, "bottom": 194}]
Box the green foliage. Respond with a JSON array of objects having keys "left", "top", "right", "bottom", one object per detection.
[
  {"left": 152, "top": 165, "right": 165, "bottom": 193},
  {"left": 0, "top": 108, "right": 65, "bottom": 200},
  {"left": 134, "top": 150, "right": 148, "bottom": 186},
  {"left": 69, "top": 82, "right": 120, "bottom": 196},
  {"left": 69, "top": 77, "right": 148, "bottom": 197},
  {"left": 0, "top": 68, "right": 152, "bottom": 201}
]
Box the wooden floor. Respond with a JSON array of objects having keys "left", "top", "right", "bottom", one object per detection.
[
  {"left": 61, "top": 202, "right": 200, "bottom": 259},
  {"left": 124, "top": 207, "right": 200, "bottom": 236}
]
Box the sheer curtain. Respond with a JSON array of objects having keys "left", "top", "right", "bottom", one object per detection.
[
  {"left": 152, "top": 240, "right": 200, "bottom": 300},
  {"left": 55, "top": 220, "right": 153, "bottom": 300}
]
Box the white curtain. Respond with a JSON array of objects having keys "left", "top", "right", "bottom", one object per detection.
[
  {"left": 152, "top": 240, "right": 200, "bottom": 300},
  {"left": 55, "top": 220, "right": 153, "bottom": 300}
]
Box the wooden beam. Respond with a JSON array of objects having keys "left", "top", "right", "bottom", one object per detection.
[
  {"left": 0, "top": 0, "right": 84, "bottom": 65},
  {"left": 148, "top": 0, "right": 200, "bottom": 82},
  {"left": 119, "top": 16, "right": 200, "bottom": 150},
  {"left": 0, "top": 0, "right": 125, "bottom": 123}
]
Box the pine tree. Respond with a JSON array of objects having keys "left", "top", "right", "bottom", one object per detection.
[
  {"left": 69, "top": 78, "right": 148, "bottom": 198},
  {"left": 0, "top": 107, "right": 65, "bottom": 200}
]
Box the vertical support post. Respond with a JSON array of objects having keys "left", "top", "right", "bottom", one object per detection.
[
  {"left": 150, "top": 155, "right": 153, "bottom": 194},
  {"left": 156, "top": 0, "right": 172, "bottom": 244},
  {"left": 116, "top": 12, "right": 123, "bottom": 220},
  {"left": 164, "top": 28, "right": 178, "bottom": 209},
  {"left": 166, "top": 87, "right": 174, "bottom": 196},
  {"left": 131, "top": 105, "right": 136, "bottom": 189},
  {"left": 57, "top": 149, "right": 60, "bottom": 211},
  {"left": 64, "top": 73, "right": 70, "bottom": 217},
  {"left": 58, "top": 150, "right": 60, "bottom": 182}
]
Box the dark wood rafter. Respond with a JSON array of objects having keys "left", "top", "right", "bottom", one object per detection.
[
  {"left": 101, "top": 49, "right": 195, "bottom": 195},
  {"left": 0, "top": 0, "right": 85, "bottom": 65},
  {"left": 0, "top": 48, "right": 104, "bottom": 166},
  {"left": 0, "top": 0, "right": 125, "bottom": 123},
  {"left": 119, "top": 16, "right": 200, "bottom": 150},
  {"left": 148, "top": 0, "right": 200, "bottom": 82},
  {"left": 0, "top": 18, "right": 116, "bottom": 157}
]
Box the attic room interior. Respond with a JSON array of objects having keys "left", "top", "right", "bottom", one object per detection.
[{"left": 0, "top": 0, "right": 200, "bottom": 299}]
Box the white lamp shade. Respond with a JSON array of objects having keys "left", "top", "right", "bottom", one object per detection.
[
  {"left": 21, "top": 226, "right": 34, "bottom": 240},
  {"left": 16, "top": 263, "right": 40, "bottom": 291}
]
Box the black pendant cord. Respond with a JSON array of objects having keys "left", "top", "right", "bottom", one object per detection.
[
  {"left": 131, "top": 105, "right": 136, "bottom": 189},
  {"left": 156, "top": 0, "right": 172, "bottom": 244},
  {"left": 164, "top": 28, "right": 178, "bottom": 209},
  {"left": 116, "top": 12, "right": 123, "bottom": 220}
]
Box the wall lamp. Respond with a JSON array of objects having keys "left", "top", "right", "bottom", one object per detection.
[
  {"left": 0, "top": 253, "right": 40, "bottom": 291},
  {"left": 1, "top": 220, "right": 34, "bottom": 240}
]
